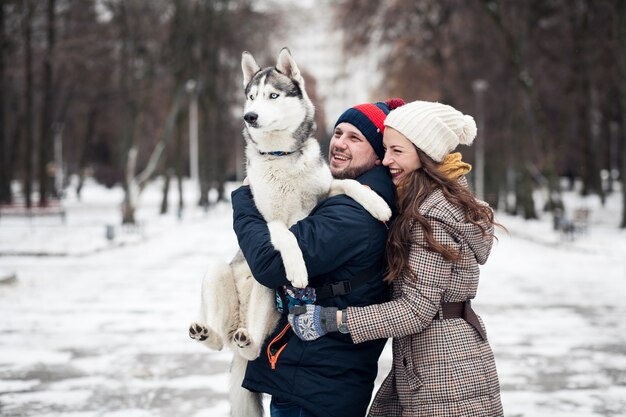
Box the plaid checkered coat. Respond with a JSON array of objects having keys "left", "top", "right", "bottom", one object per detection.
[{"left": 347, "top": 184, "right": 503, "bottom": 417}]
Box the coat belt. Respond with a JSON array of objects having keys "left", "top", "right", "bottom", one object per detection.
[{"left": 436, "top": 300, "right": 487, "bottom": 340}]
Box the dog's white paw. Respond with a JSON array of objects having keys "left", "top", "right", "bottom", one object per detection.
[
  {"left": 286, "top": 268, "right": 309, "bottom": 289},
  {"left": 189, "top": 322, "right": 223, "bottom": 351},
  {"left": 189, "top": 321, "right": 210, "bottom": 340},
  {"left": 361, "top": 197, "right": 392, "bottom": 222},
  {"left": 233, "top": 328, "right": 261, "bottom": 360},
  {"left": 283, "top": 255, "right": 309, "bottom": 287},
  {"left": 331, "top": 179, "right": 392, "bottom": 221},
  {"left": 233, "top": 328, "right": 251, "bottom": 348},
  {"left": 267, "top": 220, "right": 310, "bottom": 288}
]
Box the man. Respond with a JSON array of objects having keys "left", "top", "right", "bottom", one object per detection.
[{"left": 231, "top": 100, "right": 402, "bottom": 417}]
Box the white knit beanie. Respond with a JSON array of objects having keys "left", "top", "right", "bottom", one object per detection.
[{"left": 384, "top": 100, "right": 477, "bottom": 162}]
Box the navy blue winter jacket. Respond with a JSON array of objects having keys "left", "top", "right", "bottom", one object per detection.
[{"left": 231, "top": 165, "right": 396, "bottom": 417}]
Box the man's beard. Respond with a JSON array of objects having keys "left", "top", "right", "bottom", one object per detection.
[{"left": 330, "top": 162, "right": 374, "bottom": 180}]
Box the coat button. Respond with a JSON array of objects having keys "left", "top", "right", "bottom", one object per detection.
[{"left": 403, "top": 357, "right": 407, "bottom": 367}]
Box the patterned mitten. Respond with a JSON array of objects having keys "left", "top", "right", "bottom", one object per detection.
[{"left": 288, "top": 305, "right": 338, "bottom": 341}]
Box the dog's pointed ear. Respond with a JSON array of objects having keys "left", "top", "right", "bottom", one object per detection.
[
  {"left": 242, "top": 51, "right": 260, "bottom": 88},
  {"left": 276, "top": 47, "right": 303, "bottom": 84}
]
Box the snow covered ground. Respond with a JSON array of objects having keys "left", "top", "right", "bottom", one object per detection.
[{"left": 1, "top": 178, "right": 625, "bottom": 417}]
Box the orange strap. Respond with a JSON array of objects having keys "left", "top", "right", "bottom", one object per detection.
[{"left": 267, "top": 323, "right": 291, "bottom": 370}]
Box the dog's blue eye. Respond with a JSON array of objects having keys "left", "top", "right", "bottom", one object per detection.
[{"left": 269, "top": 93, "right": 279, "bottom": 99}]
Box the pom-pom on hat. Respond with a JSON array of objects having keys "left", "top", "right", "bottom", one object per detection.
[
  {"left": 334, "top": 98, "right": 405, "bottom": 160},
  {"left": 384, "top": 100, "right": 477, "bottom": 162}
]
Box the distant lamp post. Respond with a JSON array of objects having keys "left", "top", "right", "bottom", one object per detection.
[
  {"left": 53, "top": 123, "right": 65, "bottom": 197},
  {"left": 186, "top": 80, "right": 200, "bottom": 194},
  {"left": 472, "top": 79, "right": 489, "bottom": 201}
]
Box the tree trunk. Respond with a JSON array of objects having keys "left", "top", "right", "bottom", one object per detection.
[
  {"left": 122, "top": 147, "right": 138, "bottom": 224},
  {"left": 160, "top": 168, "right": 171, "bottom": 215},
  {"left": 175, "top": 111, "right": 184, "bottom": 214},
  {"left": 622, "top": 122, "right": 626, "bottom": 228},
  {"left": 8, "top": 98, "right": 22, "bottom": 196},
  {"left": 480, "top": 0, "right": 558, "bottom": 218},
  {"left": 619, "top": 0, "right": 626, "bottom": 228},
  {"left": 216, "top": 180, "right": 225, "bottom": 202},
  {"left": 169, "top": 0, "right": 191, "bottom": 214},
  {"left": 0, "top": 0, "right": 9, "bottom": 203},
  {"left": 117, "top": 0, "right": 135, "bottom": 223},
  {"left": 23, "top": 0, "right": 34, "bottom": 208},
  {"left": 76, "top": 102, "right": 99, "bottom": 200},
  {"left": 570, "top": 2, "right": 603, "bottom": 202},
  {"left": 516, "top": 166, "right": 536, "bottom": 219},
  {"left": 122, "top": 86, "right": 186, "bottom": 223},
  {"left": 159, "top": 138, "right": 171, "bottom": 215},
  {"left": 198, "top": 94, "right": 210, "bottom": 209},
  {"left": 38, "top": 0, "right": 56, "bottom": 206}
]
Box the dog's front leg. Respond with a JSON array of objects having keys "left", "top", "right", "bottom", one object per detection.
[
  {"left": 329, "top": 179, "right": 392, "bottom": 221},
  {"left": 266, "top": 220, "right": 309, "bottom": 288}
]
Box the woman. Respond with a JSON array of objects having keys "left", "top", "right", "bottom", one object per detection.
[{"left": 289, "top": 100, "right": 504, "bottom": 416}]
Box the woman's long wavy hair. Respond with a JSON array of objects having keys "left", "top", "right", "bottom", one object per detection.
[{"left": 384, "top": 148, "right": 497, "bottom": 283}]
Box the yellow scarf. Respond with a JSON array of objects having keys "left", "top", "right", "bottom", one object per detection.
[
  {"left": 439, "top": 152, "right": 471, "bottom": 180},
  {"left": 395, "top": 152, "right": 471, "bottom": 200}
]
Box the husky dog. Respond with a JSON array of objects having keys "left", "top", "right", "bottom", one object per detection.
[{"left": 189, "top": 48, "right": 391, "bottom": 417}]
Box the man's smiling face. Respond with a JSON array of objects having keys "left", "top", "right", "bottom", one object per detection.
[{"left": 328, "top": 122, "right": 379, "bottom": 179}]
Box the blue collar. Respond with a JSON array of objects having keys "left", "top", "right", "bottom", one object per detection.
[{"left": 259, "top": 150, "right": 294, "bottom": 156}]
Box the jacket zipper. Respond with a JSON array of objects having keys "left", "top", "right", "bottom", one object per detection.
[{"left": 267, "top": 323, "right": 291, "bottom": 370}]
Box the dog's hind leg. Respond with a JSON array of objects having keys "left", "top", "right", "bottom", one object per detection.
[
  {"left": 329, "top": 179, "right": 392, "bottom": 221},
  {"left": 189, "top": 259, "right": 239, "bottom": 350},
  {"left": 234, "top": 281, "right": 280, "bottom": 361},
  {"left": 230, "top": 353, "right": 264, "bottom": 417},
  {"left": 266, "top": 220, "right": 309, "bottom": 288}
]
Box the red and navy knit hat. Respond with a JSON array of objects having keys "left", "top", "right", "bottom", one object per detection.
[{"left": 334, "top": 98, "right": 405, "bottom": 160}]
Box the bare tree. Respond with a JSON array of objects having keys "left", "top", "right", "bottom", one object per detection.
[
  {"left": 0, "top": 0, "right": 9, "bottom": 203},
  {"left": 76, "top": 99, "right": 101, "bottom": 200},
  {"left": 618, "top": 0, "right": 626, "bottom": 228},
  {"left": 338, "top": 1, "right": 455, "bottom": 101},
  {"left": 478, "top": 0, "right": 566, "bottom": 218},
  {"left": 562, "top": 0, "right": 611, "bottom": 204},
  {"left": 38, "top": 0, "right": 56, "bottom": 206},
  {"left": 22, "top": 0, "right": 34, "bottom": 208},
  {"left": 122, "top": 86, "right": 186, "bottom": 224},
  {"left": 2, "top": 0, "right": 278, "bottom": 220},
  {"left": 190, "top": 0, "right": 277, "bottom": 207},
  {"left": 337, "top": 0, "right": 626, "bottom": 221},
  {"left": 166, "top": 0, "right": 191, "bottom": 215},
  {"left": 105, "top": 0, "right": 172, "bottom": 223}
]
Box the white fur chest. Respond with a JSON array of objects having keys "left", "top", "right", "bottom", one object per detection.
[{"left": 246, "top": 139, "right": 332, "bottom": 227}]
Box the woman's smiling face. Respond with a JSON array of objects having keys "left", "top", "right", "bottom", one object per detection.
[{"left": 382, "top": 127, "right": 422, "bottom": 185}]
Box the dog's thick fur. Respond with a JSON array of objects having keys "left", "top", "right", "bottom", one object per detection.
[{"left": 189, "top": 48, "right": 391, "bottom": 417}]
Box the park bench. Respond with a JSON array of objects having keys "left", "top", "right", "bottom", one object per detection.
[
  {"left": 553, "top": 207, "right": 590, "bottom": 240},
  {"left": 572, "top": 208, "right": 590, "bottom": 235},
  {"left": 0, "top": 199, "right": 66, "bottom": 223}
]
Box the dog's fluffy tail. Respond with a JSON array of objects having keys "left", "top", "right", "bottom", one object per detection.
[{"left": 230, "top": 354, "right": 263, "bottom": 417}]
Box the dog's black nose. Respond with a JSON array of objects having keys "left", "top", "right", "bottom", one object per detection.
[{"left": 244, "top": 112, "right": 258, "bottom": 124}]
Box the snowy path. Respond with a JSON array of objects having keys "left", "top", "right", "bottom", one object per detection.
[
  {"left": 482, "top": 222, "right": 626, "bottom": 417},
  {"left": 0, "top": 199, "right": 239, "bottom": 417},
  {"left": 1, "top": 183, "right": 626, "bottom": 417}
]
